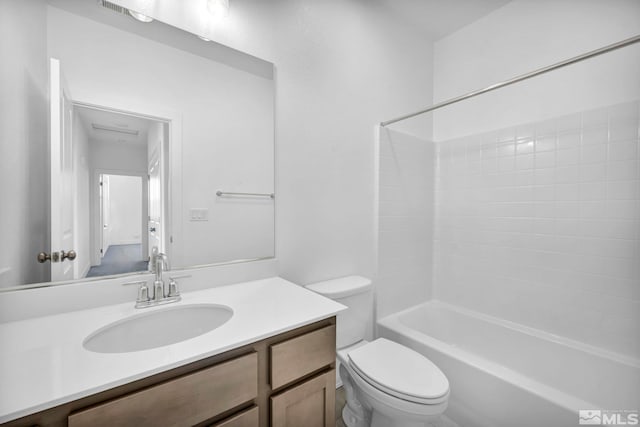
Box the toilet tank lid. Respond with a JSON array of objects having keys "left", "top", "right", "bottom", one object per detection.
[{"left": 305, "top": 276, "right": 372, "bottom": 298}]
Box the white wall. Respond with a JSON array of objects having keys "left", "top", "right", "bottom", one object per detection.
[
  {"left": 433, "top": 0, "right": 640, "bottom": 141},
  {"left": 377, "top": 128, "right": 435, "bottom": 319},
  {"left": 268, "top": 4, "right": 433, "bottom": 285},
  {"left": 89, "top": 140, "right": 147, "bottom": 174},
  {"left": 47, "top": 5, "right": 275, "bottom": 269},
  {"left": 106, "top": 175, "right": 143, "bottom": 246},
  {"left": 433, "top": 0, "right": 640, "bottom": 357},
  {"left": 0, "top": 0, "right": 49, "bottom": 287},
  {"left": 72, "top": 111, "right": 91, "bottom": 277}
]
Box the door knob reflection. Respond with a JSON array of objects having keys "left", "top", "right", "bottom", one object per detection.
[
  {"left": 37, "top": 250, "right": 76, "bottom": 263},
  {"left": 61, "top": 250, "right": 77, "bottom": 261}
]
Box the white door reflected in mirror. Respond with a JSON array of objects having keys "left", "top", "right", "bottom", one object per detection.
[{"left": 49, "top": 58, "right": 76, "bottom": 282}]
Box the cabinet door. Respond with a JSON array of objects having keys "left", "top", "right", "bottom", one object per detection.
[{"left": 271, "top": 370, "right": 335, "bottom": 427}]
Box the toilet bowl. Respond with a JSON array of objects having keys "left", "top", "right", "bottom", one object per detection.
[
  {"left": 304, "top": 276, "right": 450, "bottom": 427},
  {"left": 338, "top": 339, "right": 449, "bottom": 427}
]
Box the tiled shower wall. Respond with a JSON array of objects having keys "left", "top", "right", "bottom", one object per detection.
[
  {"left": 435, "top": 101, "right": 640, "bottom": 357},
  {"left": 378, "top": 129, "right": 435, "bottom": 319}
]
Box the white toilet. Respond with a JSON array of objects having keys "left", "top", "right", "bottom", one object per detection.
[{"left": 306, "top": 276, "right": 449, "bottom": 427}]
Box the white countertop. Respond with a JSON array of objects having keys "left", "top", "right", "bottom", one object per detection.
[{"left": 0, "top": 277, "right": 345, "bottom": 423}]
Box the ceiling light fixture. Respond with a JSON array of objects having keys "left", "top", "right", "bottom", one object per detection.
[
  {"left": 207, "top": 0, "right": 229, "bottom": 18},
  {"left": 128, "top": 9, "right": 154, "bottom": 23}
]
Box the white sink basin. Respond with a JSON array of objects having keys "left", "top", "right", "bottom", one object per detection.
[{"left": 83, "top": 304, "right": 233, "bottom": 353}]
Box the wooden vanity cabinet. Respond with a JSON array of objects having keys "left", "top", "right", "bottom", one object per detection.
[{"left": 1, "top": 317, "right": 336, "bottom": 427}]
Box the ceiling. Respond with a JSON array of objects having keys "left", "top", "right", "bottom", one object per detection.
[
  {"left": 76, "top": 106, "right": 155, "bottom": 147},
  {"left": 373, "top": 0, "right": 511, "bottom": 40}
]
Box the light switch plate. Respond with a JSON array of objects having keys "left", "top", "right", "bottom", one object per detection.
[{"left": 189, "top": 208, "right": 209, "bottom": 221}]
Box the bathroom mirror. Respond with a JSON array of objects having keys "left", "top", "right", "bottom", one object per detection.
[{"left": 0, "top": 0, "right": 275, "bottom": 290}]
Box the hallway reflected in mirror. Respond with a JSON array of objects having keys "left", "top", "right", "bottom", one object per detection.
[{"left": 86, "top": 244, "right": 148, "bottom": 277}]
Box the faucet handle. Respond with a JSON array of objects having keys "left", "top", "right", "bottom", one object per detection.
[
  {"left": 137, "top": 283, "right": 150, "bottom": 301},
  {"left": 167, "top": 277, "right": 180, "bottom": 297},
  {"left": 133, "top": 282, "right": 150, "bottom": 307}
]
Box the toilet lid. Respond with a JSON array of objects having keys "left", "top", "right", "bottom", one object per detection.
[{"left": 347, "top": 338, "right": 449, "bottom": 403}]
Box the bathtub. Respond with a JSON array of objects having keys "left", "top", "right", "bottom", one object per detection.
[{"left": 378, "top": 301, "right": 640, "bottom": 427}]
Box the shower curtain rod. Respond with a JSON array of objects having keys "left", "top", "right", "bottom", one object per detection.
[{"left": 380, "top": 34, "right": 640, "bottom": 127}]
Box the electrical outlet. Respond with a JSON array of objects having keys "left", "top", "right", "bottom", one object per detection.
[{"left": 189, "top": 208, "right": 209, "bottom": 221}]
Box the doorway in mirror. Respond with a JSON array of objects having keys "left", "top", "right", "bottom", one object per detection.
[
  {"left": 86, "top": 174, "right": 146, "bottom": 277},
  {"left": 70, "top": 104, "right": 168, "bottom": 279}
]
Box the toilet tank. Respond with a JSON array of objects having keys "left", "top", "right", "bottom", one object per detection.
[{"left": 305, "top": 276, "right": 373, "bottom": 349}]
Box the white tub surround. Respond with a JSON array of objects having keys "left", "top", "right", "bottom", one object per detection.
[
  {"left": 379, "top": 300, "right": 640, "bottom": 427},
  {"left": 434, "top": 101, "right": 640, "bottom": 358},
  {"left": 0, "top": 277, "right": 345, "bottom": 423}
]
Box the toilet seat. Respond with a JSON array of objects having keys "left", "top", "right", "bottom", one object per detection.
[{"left": 347, "top": 338, "right": 449, "bottom": 405}]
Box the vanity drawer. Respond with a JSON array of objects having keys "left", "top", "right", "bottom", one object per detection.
[
  {"left": 68, "top": 352, "right": 258, "bottom": 427},
  {"left": 209, "top": 406, "right": 259, "bottom": 427},
  {"left": 270, "top": 325, "right": 336, "bottom": 390}
]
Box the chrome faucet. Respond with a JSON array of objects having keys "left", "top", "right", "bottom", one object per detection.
[
  {"left": 134, "top": 250, "right": 181, "bottom": 309},
  {"left": 153, "top": 252, "right": 168, "bottom": 301}
]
